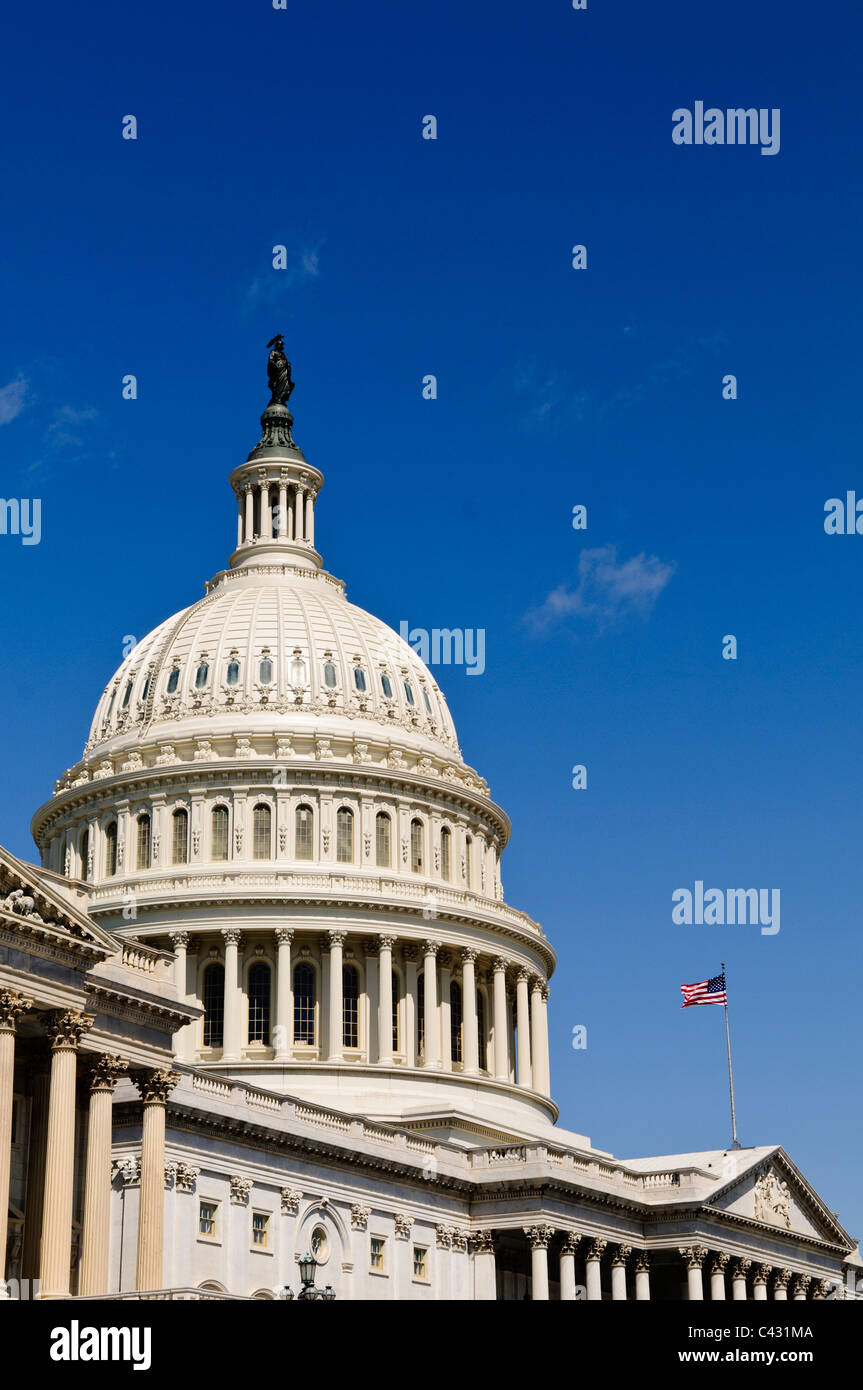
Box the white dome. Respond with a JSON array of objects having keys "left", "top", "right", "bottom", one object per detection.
[{"left": 84, "top": 564, "right": 463, "bottom": 768}]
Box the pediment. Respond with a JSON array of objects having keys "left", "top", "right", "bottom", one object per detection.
[
  {"left": 0, "top": 845, "right": 117, "bottom": 958},
  {"left": 711, "top": 1149, "right": 851, "bottom": 1248}
]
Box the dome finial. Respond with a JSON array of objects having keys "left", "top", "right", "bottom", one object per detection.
[{"left": 266, "top": 334, "right": 295, "bottom": 406}]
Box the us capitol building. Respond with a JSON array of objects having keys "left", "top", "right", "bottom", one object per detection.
[{"left": 0, "top": 344, "right": 858, "bottom": 1301}]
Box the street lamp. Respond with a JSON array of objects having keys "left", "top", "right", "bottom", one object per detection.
[{"left": 282, "top": 1254, "right": 336, "bottom": 1301}]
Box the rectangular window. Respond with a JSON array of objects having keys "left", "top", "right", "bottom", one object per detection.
[
  {"left": 136, "top": 816, "right": 151, "bottom": 870},
  {"left": 370, "top": 1236, "right": 385, "bottom": 1272},
  {"left": 295, "top": 806, "right": 313, "bottom": 860},
  {"left": 413, "top": 1246, "right": 427, "bottom": 1280},
  {"left": 252, "top": 1212, "right": 269, "bottom": 1248},
  {"left": 199, "top": 1201, "right": 217, "bottom": 1239},
  {"left": 375, "top": 813, "right": 391, "bottom": 867}
]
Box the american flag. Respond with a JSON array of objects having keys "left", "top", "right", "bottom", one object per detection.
[{"left": 681, "top": 973, "right": 727, "bottom": 1008}]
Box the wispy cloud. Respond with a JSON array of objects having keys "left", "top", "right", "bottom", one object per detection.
[
  {"left": 514, "top": 361, "right": 591, "bottom": 431},
  {"left": 46, "top": 404, "right": 99, "bottom": 450},
  {"left": 244, "top": 244, "right": 323, "bottom": 310},
  {"left": 0, "top": 377, "right": 29, "bottom": 424},
  {"left": 526, "top": 544, "right": 675, "bottom": 633}
]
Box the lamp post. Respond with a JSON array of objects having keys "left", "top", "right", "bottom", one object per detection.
[{"left": 282, "top": 1253, "right": 336, "bottom": 1301}]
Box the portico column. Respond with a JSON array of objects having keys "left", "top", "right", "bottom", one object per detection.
[
  {"left": 774, "top": 1269, "right": 791, "bottom": 1301},
  {"left": 169, "top": 931, "right": 191, "bottom": 1061},
  {"left": 524, "top": 1224, "right": 554, "bottom": 1301},
  {"left": 274, "top": 929, "right": 293, "bottom": 1060},
  {"left": 585, "top": 1238, "right": 606, "bottom": 1301},
  {"left": 611, "top": 1244, "right": 631, "bottom": 1300},
  {"left": 422, "top": 941, "right": 440, "bottom": 1068},
  {"left": 40, "top": 1009, "right": 94, "bottom": 1299},
  {"left": 515, "top": 968, "right": 532, "bottom": 1088},
  {"left": 79, "top": 1055, "right": 129, "bottom": 1296},
  {"left": 471, "top": 1230, "right": 496, "bottom": 1300},
  {"left": 21, "top": 1066, "right": 50, "bottom": 1281},
  {"left": 731, "top": 1258, "right": 751, "bottom": 1300},
  {"left": 221, "top": 928, "right": 243, "bottom": 1061},
  {"left": 132, "top": 1069, "right": 179, "bottom": 1291},
  {"left": 681, "top": 1245, "right": 706, "bottom": 1300},
  {"left": 492, "top": 958, "right": 509, "bottom": 1080},
  {"left": 0, "top": 991, "right": 34, "bottom": 1297},
  {"left": 327, "top": 930, "right": 345, "bottom": 1061},
  {"left": 377, "top": 936, "right": 395, "bottom": 1065},
  {"left": 294, "top": 485, "right": 304, "bottom": 540},
  {"left": 560, "top": 1232, "right": 580, "bottom": 1301},
  {"left": 634, "top": 1251, "right": 651, "bottom": 1300},
  {"left": 244, "top": 484, "right": 254, "bottom": 541},
  {"left": 792, "top": 1275, "right": 810, "bottom": 1302},
  {"left": 752, "top": 1264, "right": 770, "bottom": 1301},
  {"left": 461, "top": 949, "right": 479, "bottom": 1074},
  {"left": 710, "top": 1252, "right": 729, "bottom": 1300}
]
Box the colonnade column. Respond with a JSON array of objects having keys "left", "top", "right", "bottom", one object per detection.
[
  {"left": 529, "top": 976, "right": 549, "bottom": 1094},
  {"left": 236, "top": 492, "right": 243, "bottom": 548},
  {"left": 422, "top": 941, "right": 440, "bottom": 1068},
  {"left": 635, "top": 1251, "right": 651, "bottom": 1300},
  {"left": 585, "top": 1238, "right": 606, "bottom": 1301},
  {"left": 710, "top": 1252, "right": 728, "bottom": 1300},
  {"left": 274, "top": 929, "right": 293, "bottom": 1060},
  {"left": 20, "top": 1065, "right": 50, "bottom": 1281},
  {"left": 306, "top": 490, "right": 315, "bottom": 547},
  {"left": 0, "top": 991, "right": 34, "bottom": 1297},
  {"left": 515, "top": 968, "right": 532, "bottom": 1088},
  {"left": 774, "top": 1269, "right": 791, "bottom": 1301},
  {"left": 732, "top": 1258, "right": 751, "bottom": 1300},
  {"left": 377, "top": 936, "right": 395, "bottom": 1065},
  {"left": 524, "top": 1224, "right": 554, "bottom": 1301},
  {"left": 681, "top": 1246, "right": 707, "bottom": 1300},
  {"left": 244, "top": 484, "right": 254, "bottom": 542},
  {"left": 277, "top": 479, "right": 288, "bottom": 539},
  {"left": 169, "top": 931, "right": 191, "bottom": 1062},
  {"left": 461, "top": 949, "right": 479, "bottom": 1074},
  {"left": 471, "top": 1230, "right": 497, "bottom": 1300},
  {"left": 259, "top": 479, "right": 272, "bottom": 539},
  {"left": 752, "top": 1264, "right": 770, "bottom": 1300},
  {"left": 132, "top": 1069, "right": 179, "bottom": 1291},
  {"left": 560, "top": 1232, "right": 580, "bottom": 1301},
  {"left": 612, "top": 1244, "right": 631, "bottom": 1300},
  {"left": 221, "top": 928, "right": 242, "bottom": 1061},
  {"left": 327, "top": 931, "right": 345, "bottom": 1062},
  {"left": 79, "top": 1055, "right": 129, "bottom": 1296},
  {"left": 294, "top": 486, "right": 304, "bottom": 540},
  {"left": 40, "top": 1009, "right": 94, "bottom": 1299},
  {"left": 492, "top": 958, "right": 509, "bottom": 1080}
]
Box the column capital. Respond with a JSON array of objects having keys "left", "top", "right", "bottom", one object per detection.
[
  {"left": 221, "top": 927, "right": 243, "bottom": 947},
  {"left": 0, "top": 989, "right": 34, "bottom": 1032},
  {"left": 327, "top": 929, "right": 346, "bottom": 949},
  {"left": 540, "top": 982, "right": 550, "bottom": 1002},
  {"left": 44, "top": 1008, "right": 95, "bottom": 1051},
  {"left": 634, "top": 1251, "right": 650, "bottom": 1273},
  {"left": 611, "top": 1243, "right": 633, "bottom": 1267},
  {"left": 469, "top": 1229, "right": 496, "bottom": 1255},
  {"left": 522, "top": 1224, "right": 555, "bottom": 1250},
  {"left": 131, "top": 1068, "right": 179, "bottom": 1106},
  {"left": 791, "top": 1274, "right": 810, "bottom": 1297},
  {"left": 679, "top": 1245, "right": 708, "bottom": 1269},
  {"left": 774, "top": 1268, "right": 792, "bottom": 1291},
  {"left": 586, "top": 1238, "right": 607, "bottom": 1262},
  {"left": 752, "top": 1263, "right": 771, "bottom": 1286},
  {"left": 711, "top": 1251, "right": 730, "bottom": 1274},
  {"left": 461, "top": 947, "right": 478, "bottom": 965},
  {"left": 169, "top": 931, "right": 190, "bottom": 950},
  {"left": 560, "top": 1231, "right": 581, "bottom": 1255},
  {"left": 275, "top": 927, "right": 294, "bottom": 946},
  {"left": 378, "top": 934, "right": 397, "bottom": 951},
  {"left": 492, "top": 956, "right": 508, "bottom": 974},
  {"left": 529, "top": 972, "right": 545, "bottom": 993},
  {"left": 812, "top": 1278, "right": 831, "bottom": 1299},
  {"left": 515, "top": 966, "right": 530, "bottom": 984},
  {"left": 88, "top": 1054, "right": 129, "bottom": 1093},
  {"left": 732, "top": 1257, "right": 752, "bottom": 1279},
  {"left": 423, "top": 939, "right": 441, "bottom": 958}
]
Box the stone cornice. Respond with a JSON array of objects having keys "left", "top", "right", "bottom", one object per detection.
[
  {"left": 0, "top": 916, "right": 105, "bottom": 970},
  {"left": 83, "top": 980, "right": 199, "bottom": 1033}
]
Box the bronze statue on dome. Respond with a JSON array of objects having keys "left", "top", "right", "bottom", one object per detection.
[{"left": 266, "top": 335, "right": 295, "bottom": 406}]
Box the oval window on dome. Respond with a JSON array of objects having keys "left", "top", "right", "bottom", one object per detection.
[
  {"left": 353, "top": 667, "right": 367, "bottom": 693},
  {"left": 324, "top": 662, "right": 337, "bottom": 688},
  {"left": 141, "top": 674, "right": 151, "bottom": 702},
  {"left": 195, "top": 663, "right": 209, "bottom": 689},
  {"left": 404, "top": 680, "right": 415, "bottom": 706},
  {"left": 423, "top": 689, "right": 432, "bottom": 714},
  {"left": 226, "top": 661, "right": 239, "bottom": 686},
  {"left": 380, "top": 673, "right": 393, "bottom": 699},
  {"left": 259, "top": 658, "right": 273, "bottom": 685},
  {"left": 122, "top": 680, "right": 133, "bottom": 709},
  {"left": 166, "top": 667, "right": 180, "bottom": 694}
]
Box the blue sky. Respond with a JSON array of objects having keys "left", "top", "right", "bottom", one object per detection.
[{"left": 1, "top": 0, "right": 861, "bottom": 1236}]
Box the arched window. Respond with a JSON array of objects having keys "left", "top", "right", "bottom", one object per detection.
[
  {"left": 375, "top": 811, "right": 391, "bottom": 868},
  {"left": 336, "top": 807, "right": 354, "bottom": 863},
  {"left": 226, "top": 660, "right": 240, "bottom": 686},
  {"left": 252, "top": 804, "right": 272, "bottom": 860},
  {"left": 450, "top": 980, "right": 463, "bottom": 1064},
  {"left": 423, "top": 688, "right": 432, "bottom": 715},
  {"left": 171, "top": 809, "right": 188, "bottom": 864},
  {"left": 410, "top": 819, "right": 424, "bottom": 874},
  {"left": 404, "top": 680, "right": 415, "bottom": 706},
  {"left": 440, "top": 826, "right": 451, "bottom": 882},
  {"left": 465, "top": 834, "right": 474, "bottom": 889},
  {"left": 141, "top": 673, "right": 151, "bottom": 703},
  {"left": 293, "top": 963, "right": 315, "bottom": 1044},
  {"left": 477, "top": 989, "right": 487, "bottom": 1071},
  {"left": 259, "top": 658, "right": 273, "bottom": 685},
  {"left": 417, "top": 972, "right": 425, "bottom": 1060},
  {"left": 353, "top": 667, "right": 367, "bottom": 692},
  {"left": 248, "top": 962, "right": 271, "bottom": 1044},
  {"left": 211, "top": 805, "right": 229, "bottom": 861},
  {"left": 202, "top": 963, "right": 225, "bottom": 1048},
  {"left": 295, "top": 804, "right": 313, "bottom": 860},
  {"left": 166, "top": 667, "right": 180, "bottom": 694},
  {"left": 79, "top": 829, "right": 89, "bottom": 882},
  {"left": 136, "top": 814, "right": 151, "bottom": 870},
  {"left": 122, "top": 679, "right": 133, "bottom": 709},
  {"left": 104, "top": 822, "right": 117, "bottom": 877},
  {"left": 392, "top": 968, "right": 400, "bottom": 1053},
  {"left": 323, "top": 662, "right": 337, "bottom": 688},
  {"left": 380, "top": 673, "right": 393, "bottom": 698},
  {"left": 343, "top": 964, "right": 359, "bottom": 1048},
  {"left": 195, "top": 662, "right": 209, "bottom": 689}
]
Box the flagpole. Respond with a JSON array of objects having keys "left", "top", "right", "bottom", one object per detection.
[{"left": 721, "top": 961, "right": 740, "bottom": 1149}]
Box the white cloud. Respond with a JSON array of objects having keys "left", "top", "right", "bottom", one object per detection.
[
  {"left": 0, "top": 377, "right": 29, "bottom": 424},
  {"left": 527, "top": 545, "right": 675, "bottom": 632}
]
